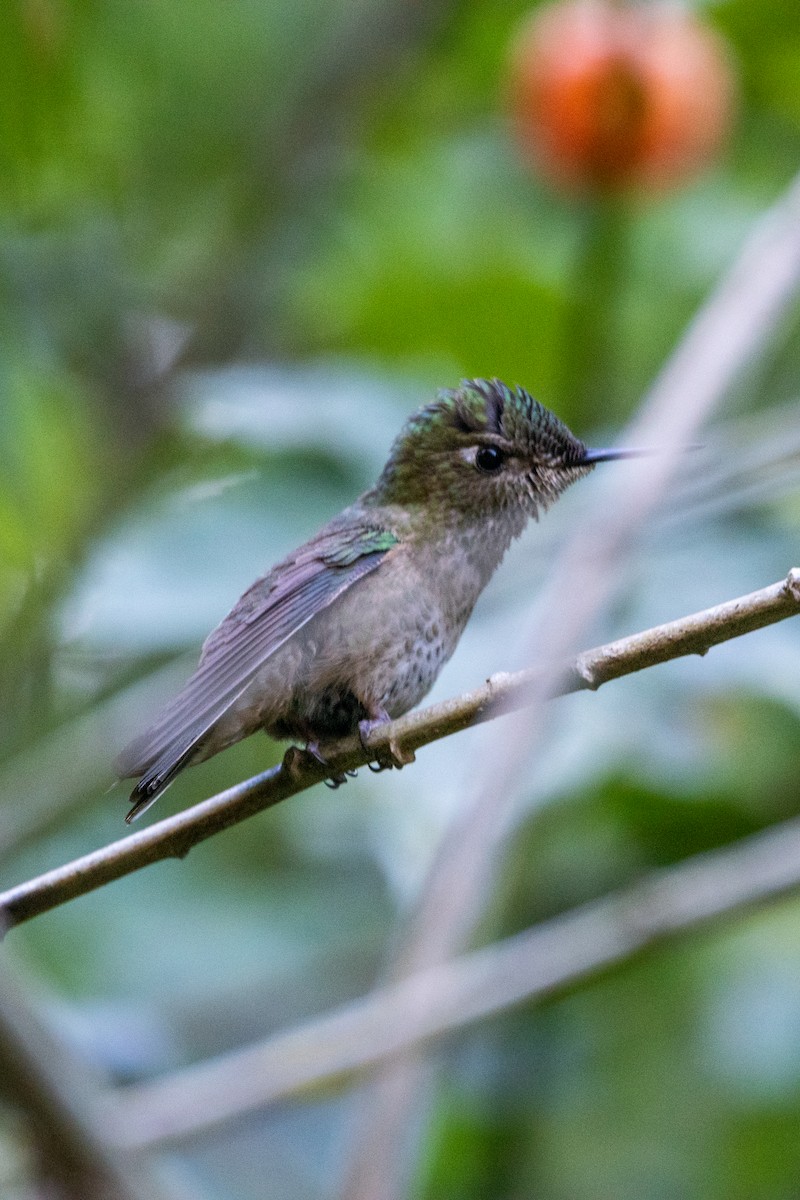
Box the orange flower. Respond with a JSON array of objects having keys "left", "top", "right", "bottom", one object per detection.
[{"left": 509, "top": 0, "right": 736, "bottom": 194}]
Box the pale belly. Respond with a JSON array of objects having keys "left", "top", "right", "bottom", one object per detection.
[{"left": 202, "top": 553, "right": 478, "bottom": 754}]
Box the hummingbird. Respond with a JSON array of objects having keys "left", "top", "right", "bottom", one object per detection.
[{"left": 117, "top": 378, "right": 641, "bottom": 822}]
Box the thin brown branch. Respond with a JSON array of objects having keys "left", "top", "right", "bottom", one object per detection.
[
  {"left": 1, "top": 571, "right": 799, "bottom": 932},
  {"left": 110, "top": 807, "right": 800, "bottom": 1150},
  {"left": 342, "top": 169, "right": 800, "bottom": 1200}
]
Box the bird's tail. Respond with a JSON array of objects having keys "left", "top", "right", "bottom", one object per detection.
[
  {"left": 123, "top": 743, "right": 198, "bottom": 823},
  {"left": 117, "top": 721, "right": 205, "bottom": 823}
]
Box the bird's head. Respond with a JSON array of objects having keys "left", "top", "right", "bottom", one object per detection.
[{"left": 373, "top": 378, "right": 633, "bottom": 523}]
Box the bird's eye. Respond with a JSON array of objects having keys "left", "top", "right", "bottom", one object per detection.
[{"left": 475, "top": 445, "right": 505, "bottom": 474}]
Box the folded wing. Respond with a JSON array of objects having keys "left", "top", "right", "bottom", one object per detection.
[{"left": 117, "top": 523, "right": 398, "bottom": 820}]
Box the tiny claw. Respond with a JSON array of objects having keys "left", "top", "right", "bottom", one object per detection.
[
  {"left": 304, "top": 741, "right": 349, "bottom": 788},
  {"left": 283, "top": 743, "right": 348, "bottom": 786},
  {"left": 359, "top": 716, "right": 416, "bottom": 771},
  {"left": 368, "top": 761, "right": 390, "bottom": 774}
]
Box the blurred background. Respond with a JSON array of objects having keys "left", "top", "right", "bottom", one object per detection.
[{"left": 2, "top": 0, "right": 800, "bottom": 1197}]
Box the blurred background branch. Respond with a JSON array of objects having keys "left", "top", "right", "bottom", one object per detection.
[
  {"left": 0, "top": 961, "right": 191, "bottom": 1200},
  {"left": 112, "top": 808, "right": 800, "bottom": 1149}
]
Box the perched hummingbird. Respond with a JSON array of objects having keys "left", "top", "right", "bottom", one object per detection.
[{"left": 117, "top": 378, "right": 640, "bottom": 822}]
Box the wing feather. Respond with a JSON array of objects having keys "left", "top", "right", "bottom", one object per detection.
[{"left": 118, "top": 523, "right": 397, "bottom": 818}]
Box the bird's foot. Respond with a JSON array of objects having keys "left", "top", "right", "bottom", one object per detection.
[
  {"left": 359, "top": 714, "right": 416, "bottom": 772},
  {"left": 282, "top": 743, "right": 352, "bottom": 789}
]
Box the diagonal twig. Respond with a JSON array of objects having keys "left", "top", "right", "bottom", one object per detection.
[{"left": 1, "top": 570, "right": 799, "bottom": 932}]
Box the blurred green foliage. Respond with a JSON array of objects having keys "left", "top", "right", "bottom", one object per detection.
[{"left": 2, "top": 0, "right": 800, "bottom": 1197}]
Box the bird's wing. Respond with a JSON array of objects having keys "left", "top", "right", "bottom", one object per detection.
[{"left": 118, "top": 524, "right": 399, "bottom": 819}]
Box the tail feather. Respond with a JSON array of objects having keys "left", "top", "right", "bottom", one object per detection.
[
  {"left": 118, "top": 706, "right": 219, "bottom": 823},
  {"left": 124, "top": 743, "right": 198, "bottom": 823}
]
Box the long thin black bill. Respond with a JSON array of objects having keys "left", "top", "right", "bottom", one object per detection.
[{"left": 581, "top": 447, "right": 655, "bottom": 464}]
